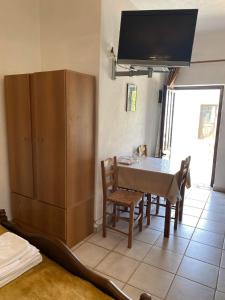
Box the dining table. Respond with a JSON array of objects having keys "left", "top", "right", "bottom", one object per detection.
[{"left": 117, "top": 156, "right": 191, "bottom": 236}]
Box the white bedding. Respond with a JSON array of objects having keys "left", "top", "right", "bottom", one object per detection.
[{"left": 0, "top": 232, "right": 42, "bottom": 288}]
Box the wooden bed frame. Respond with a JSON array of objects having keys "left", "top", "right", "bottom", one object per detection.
[{"left": 0, "top": 210, "right": 151, "bottom": 300}]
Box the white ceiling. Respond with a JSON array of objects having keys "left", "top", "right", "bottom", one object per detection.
[{"left": 130, "top": 0, "right": 225, "bottom": 32}]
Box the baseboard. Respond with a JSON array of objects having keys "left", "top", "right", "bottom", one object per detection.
[
  {"left": 213, "top": 185, "right": 225, "bottom": 193},
  {"left": 93, "top": 214, "right": 113, "bottom": 233},
  {"left": 93, "top": 222, "right": 102, "bottom": 233}
]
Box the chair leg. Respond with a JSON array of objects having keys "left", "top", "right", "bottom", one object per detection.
[
  {"left": 156, "top": 196, "right": 160, "bottom": 214},
  {"left": 128, "top": 204, "right": 134, "bottom": 248},
  {"left": 139, "top": 197, "right": 144, "bottom": 232},
  {"left": 179, "top": 199, "right": 184, "bottom": 222},
  {"left": 174, "top": 201, "right": 179, "bottom": 230},
  {"left": 112, "top": 204, "right": 116, "bottom": 227},
  {"left": 179, "top": 188, "right": 185, "bottom": 221},
  {"left": 103, "top": 200, "right": 107, "bottom": 238},
  {"left": 116, "top": 206, "right": 119, "bottom": 222},
  {"left": 164, "top": 199, "right": 171, "bottom": 238},
  {"left": 146, "top": 193, "right": 151, "bottom": 225}
]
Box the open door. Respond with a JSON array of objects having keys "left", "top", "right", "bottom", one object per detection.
[{"left": 159, "top": 86, "right": 176, "bottom": 159}]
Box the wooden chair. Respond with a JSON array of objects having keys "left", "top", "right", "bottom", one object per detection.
[
  {"left": 101, "top": 157, "right": 144, "bottom": 248},
  {"left": 137, "top": 144, "right": 160, "bottom": 219},
  {"left": 147, "top": 156, "right": 191, "bottom": 237},
  {"left": 178, "top": 156, "right": 191, "bottom": 221}
]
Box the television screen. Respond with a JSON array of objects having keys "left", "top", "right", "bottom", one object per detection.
[{"left": 117, "top": 9, "right": 198, "bottom": 67}]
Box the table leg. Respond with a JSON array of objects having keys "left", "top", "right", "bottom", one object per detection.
[
  {"left": 164, "top": 199, "right": 171, "bottom": 237},
  {"left": 174, "top": 201, "right": 179, "bottom": 230},
  {"left": 156, "top": 196, "right": 160, "bottom": 214},
  {"left": 146, "top": 194, "right": 151, "bottom": 225},
  {"left": 139, "top": 197, "right": 144, "bottom": 232}
]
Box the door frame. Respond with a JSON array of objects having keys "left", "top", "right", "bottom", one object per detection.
[
  {"left": 173, "top": 85, "right": 224, "bottom": 187},
  {"left": 159, "top": 86, "right": 176, "bottom": 158}
]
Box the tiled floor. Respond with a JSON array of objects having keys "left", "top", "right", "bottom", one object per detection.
[{"left": 72, "top": 187, "right": 225, "bottom": 300}]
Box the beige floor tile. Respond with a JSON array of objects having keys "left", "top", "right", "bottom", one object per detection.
[
  {"left": 71, "top": 240, "right": 84, "bottom": 251},
  {"left": 73, "top": 242, "right": 109, "bottom": 268},
  {"left": 155, "top": 235, "right": 189, "bottom": 255},
  {"left": 209, "top": 191, "right": 225, "bottom": 201},
  {"left": 207, "top": 197, "right": 225, "bottom": 207},
  {"left": 166, "top": 276, "right": 214, "bottom": 300},
  {"left": 197, "top": 219, "right": 225, "bottom": 234},
  {"left": 192, "top": 228, "right": 224, "bottom": 248},
  {"left": 96, "top": 252, "right": 139, "bottom": 282},
  {"left": 184, "top": 199, "right": 205, "bottom": 209},
  {"left": 128, "top": 263, "right": 174, "bottom": 299},
  {"left": 115, "top": 220, "right": 129, "bottom": 231},
  {"left": 221, "top": 251, "right": 225, "bottom": 268},
  {"left": 201, "top": 210, "right": 225, "bottom": 223},
  {"left": 170, "top": 224, "right": 194, "bottom": 239},
  {"left": 188, "top": 188, "right": 210, "bottom": 201},
  {"left": 93, "top": 270, "right": 125, "bottom": 290},
  {"left": 186, "top": 241, "right": 222, "bottom": 266},
  {"left": 205, "top": 204, "right": 225, "bottom": 214},
  {"left": 87, "top": 230, "right": 124, "bottom": 250},
  {"left": 177, "top": 256, "right": 219, "bottom": 288},
  {"left": 207, "top": 193, "right": 225, "bottom": 201},
  {"left": 149, "top": 216, "right": 165, "bottom": 231},
  {"left": 123, "top": 285, "right": 162, "bottom": 300},
  {"left": 114, "top": 238, "right": 152, "bottom": 261},
  {"left": 183, "top": 206, "right": 203, "bottom": 217},
  {"left": 217, "top": 268, "right": 225, "bottom": 293},
  {"left": 144, "top": 246, "right": 183, "bottom": 273},
  {"left": 181, "top": 214, "right": 199, "bottom": 227},
  {"left": 134, "top": 227, "right": 162, "bottom": 244},
  {"left": 123, "top": 285, "right": 145, "bottom": 300},
  {"left": 215, "top": 291, "right": 225, "bottom": 300}
]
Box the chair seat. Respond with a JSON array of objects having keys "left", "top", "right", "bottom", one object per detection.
[{"left": 108, "top": 189, "right": 142, "bottom": 206}]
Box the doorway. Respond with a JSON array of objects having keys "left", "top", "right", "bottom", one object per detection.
[{"left": 160, "top": 86, "right": 223, "bottom": 188}]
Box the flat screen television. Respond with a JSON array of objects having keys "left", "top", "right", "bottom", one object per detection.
[{"left": 117, "top": 9, "right": 198, "bottom": 67}]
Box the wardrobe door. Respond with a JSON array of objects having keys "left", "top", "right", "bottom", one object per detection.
[
  {"left": 66, "top": 71, "right": 95, "bottom": 245},
  {"left": 31, "top": 71, "right": 66, "bottom": 208},
  {"left": 5, "top": 74, "right": 34, "bottom": 198}
]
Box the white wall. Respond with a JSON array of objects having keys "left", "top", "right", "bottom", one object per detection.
[
  {"left": 94, "top": 0, "right": 165, "bottom": 223},
  {"left": 176, "top": 29, "right": 225, "bottom": 191},
  {"left": 0, "top": 0, "right": 41, "bottom": 218},
  {"left": 39, "top": 0, "right": 101, "bottom": 76},
  {"left": 0, "top": 0, "right": 164, "bottom": 223}
]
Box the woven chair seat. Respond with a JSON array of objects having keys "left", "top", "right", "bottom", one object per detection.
[{"left": 108, "top": 190, "right": 143, "bottom": 206}]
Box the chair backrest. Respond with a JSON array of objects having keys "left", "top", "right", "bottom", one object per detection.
[
  {"left": 101, "top": 156, "right": 118, "bottom": 199},
  {"left": 178, "top": 156, "right": 191, "bottom": 199},
  {"left": 137, "top": 144, "right": 148, "bottom": 157}
]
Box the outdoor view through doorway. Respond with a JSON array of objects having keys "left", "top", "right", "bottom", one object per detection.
[{"left": 170, "top": 87, "right": 222, "bottom": 188}]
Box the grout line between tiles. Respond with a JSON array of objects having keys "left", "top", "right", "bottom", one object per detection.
[
  {"left": 73, "top": 188, "right": 225, "bottom": 299},
  {"left": 164, "top": 188, "right": 210, "bottom": 299}
]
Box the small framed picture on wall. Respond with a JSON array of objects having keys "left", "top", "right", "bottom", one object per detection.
[{"left": 126, "top": 83, "right": 137, "bottom": 112}]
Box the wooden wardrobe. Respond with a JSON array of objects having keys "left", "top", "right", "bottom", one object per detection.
[{"left": 5, "top": 70, "right": 95, "bottom": 247}]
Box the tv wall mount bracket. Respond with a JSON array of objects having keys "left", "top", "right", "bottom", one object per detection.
[{"left": 111, "top": 48, "right": 170, "bottom": 80}]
